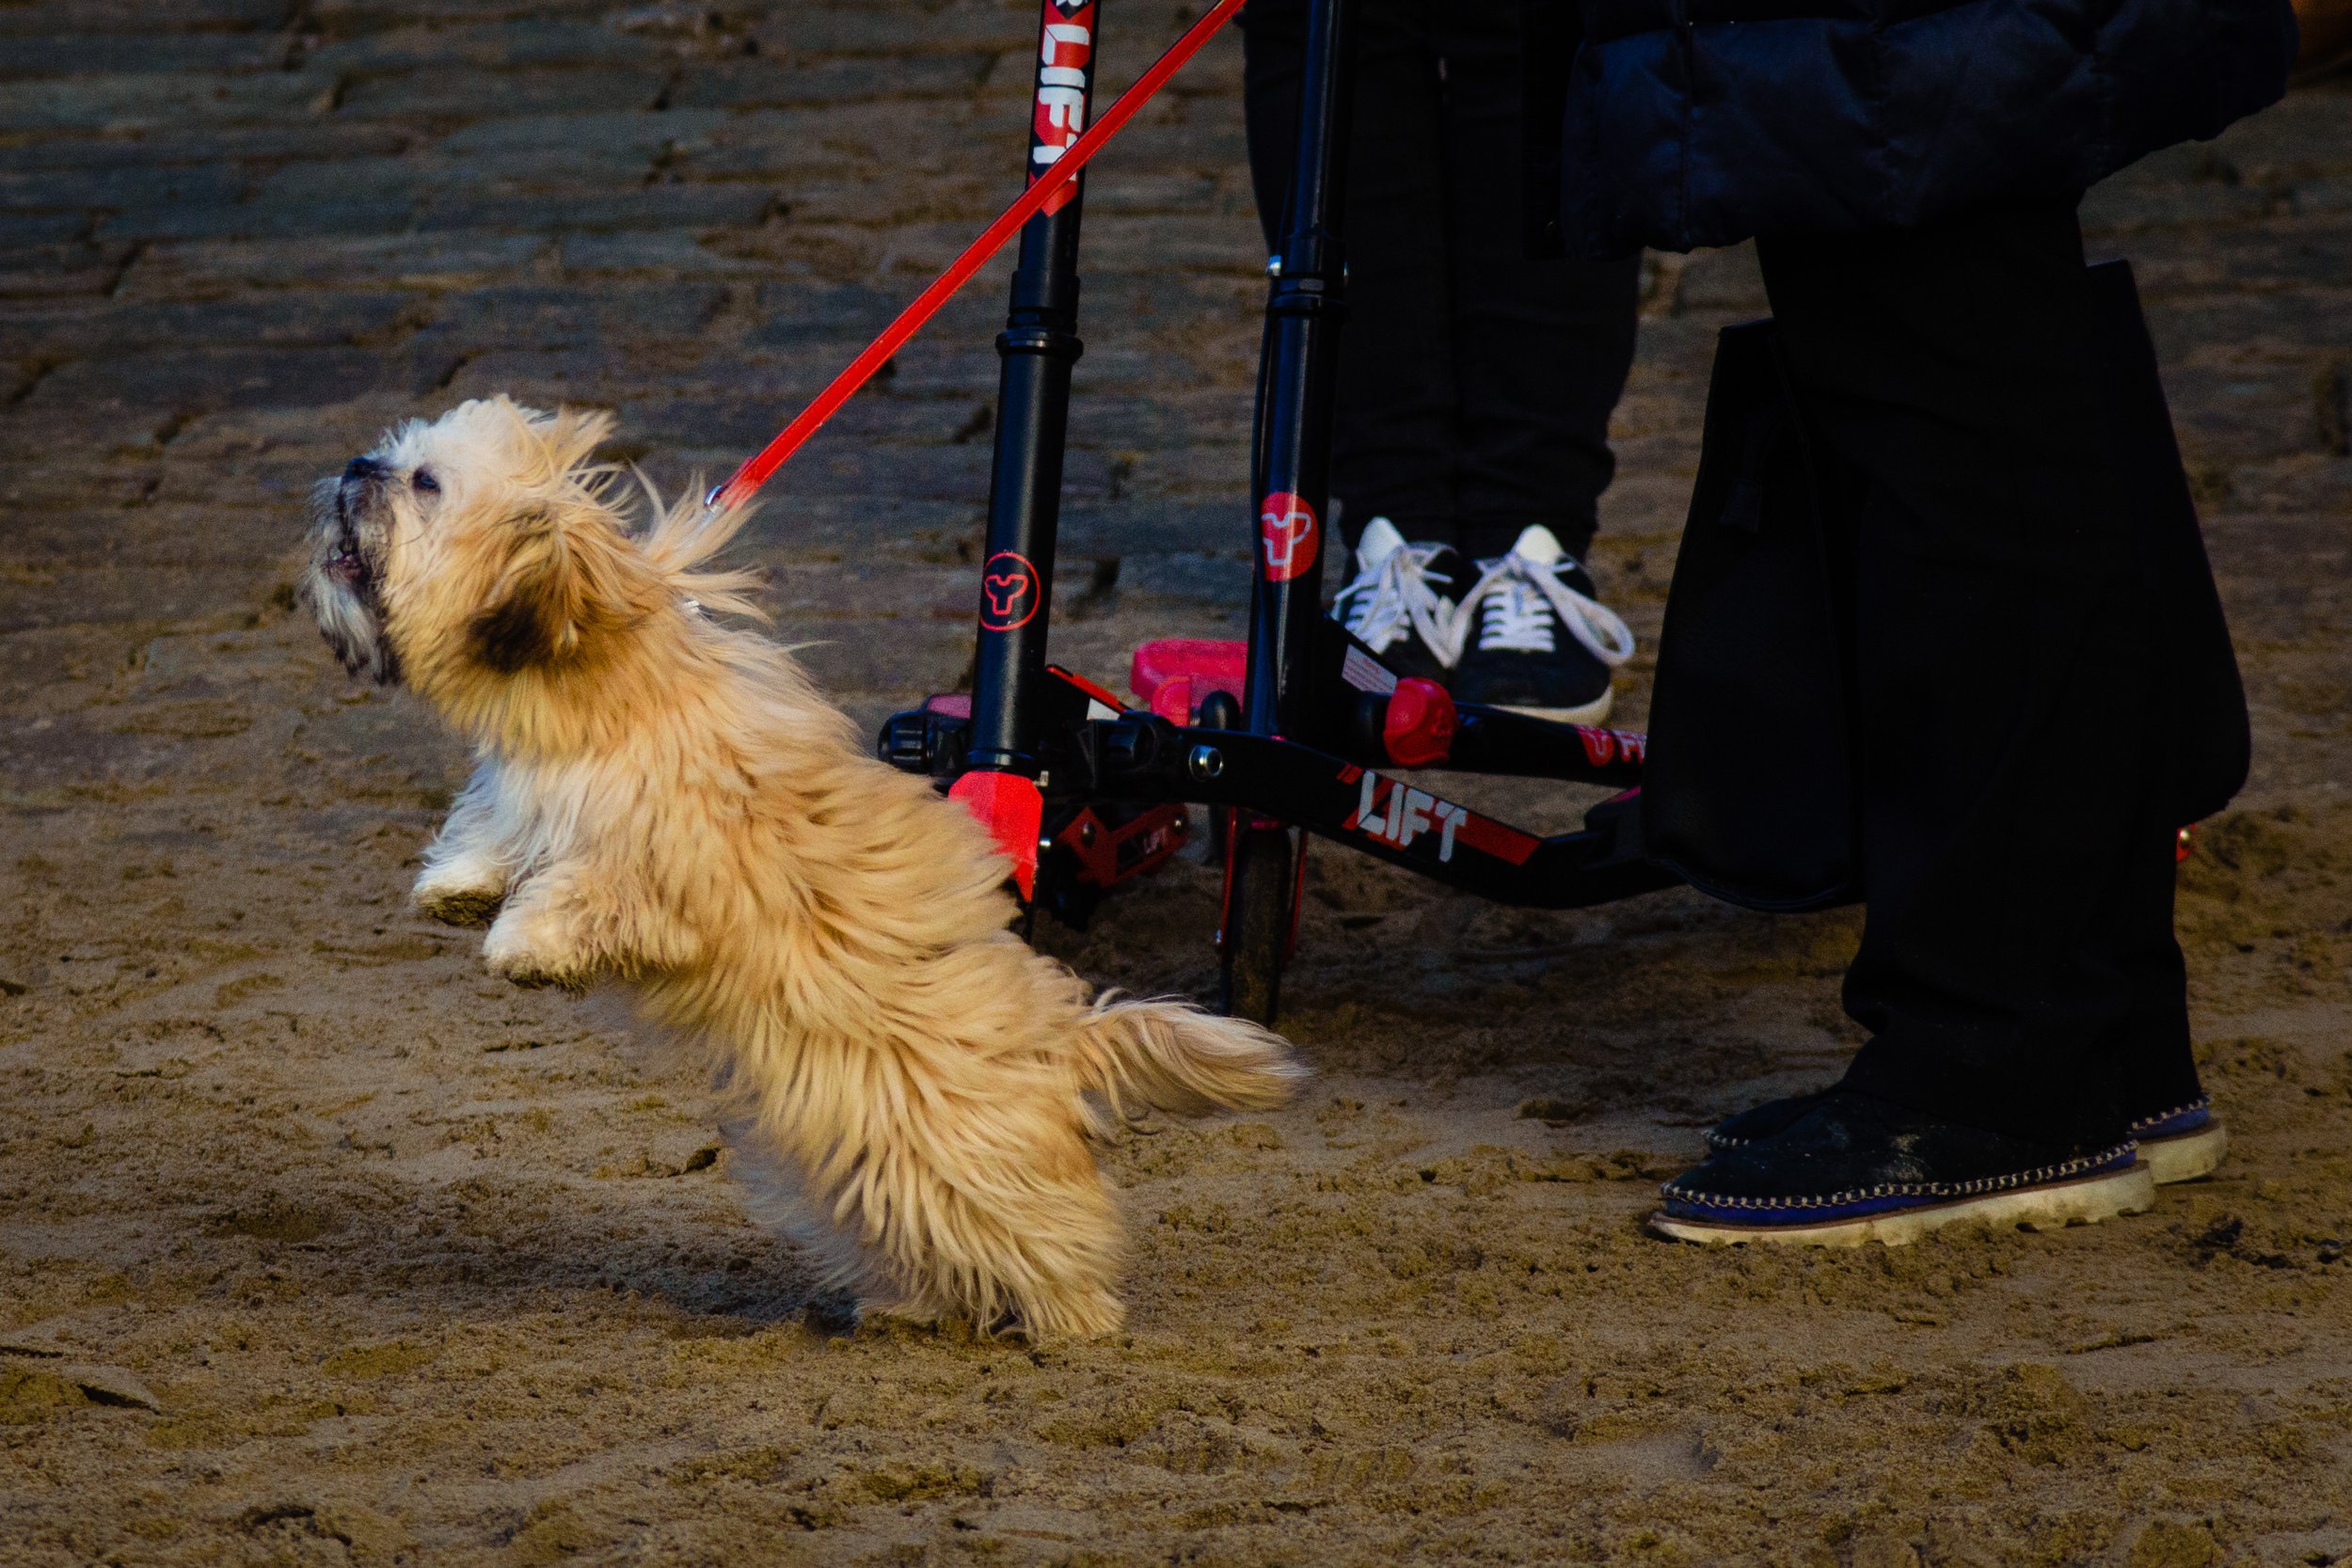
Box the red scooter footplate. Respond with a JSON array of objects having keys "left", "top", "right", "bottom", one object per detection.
[{"left": 1130, "top": 638, "right": 1247, "bottom": 724}]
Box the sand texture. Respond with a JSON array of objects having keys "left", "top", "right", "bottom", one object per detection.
[{"left": 3, "top": 4, "right": 2349, "bottom": 1563}]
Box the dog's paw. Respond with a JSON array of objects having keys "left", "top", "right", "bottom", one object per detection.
[
  {"left": 482, "top": 927, "right": 592, "bottom": 991},
  {"left": 486, "top": 951, "right": 591, "bottom": 992},
  {"left": 1014, "top": 1287, "right": 1127, "bottom": 1341},
  {"left": 413, "top": 859, "right": 509, "bottom": 927},
  {"left": 414, "top": 882, "right": 504, "bottom": 928}
]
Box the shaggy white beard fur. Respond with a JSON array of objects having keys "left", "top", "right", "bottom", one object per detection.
[
  {"left": 299, "top": 472, "right": 400, "bottom": 685},
  {"left": 298, "top": 396, "right": 1305, "bottom": 1337}
]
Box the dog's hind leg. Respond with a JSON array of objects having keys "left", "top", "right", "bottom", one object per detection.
[
  {"left": 414, "top": 758, "right": 517, "bottom": 927},
  {"left": 771, "top": 1069, "right": 1131, "bottom": 1340}
]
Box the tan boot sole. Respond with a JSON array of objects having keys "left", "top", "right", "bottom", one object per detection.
[
  {"left": 2141, "top": 1120, "right": 2227, "bottom": 1185},
  {"left": 1649, "top": 1163, "right": 2157, "bottom": 1248}
]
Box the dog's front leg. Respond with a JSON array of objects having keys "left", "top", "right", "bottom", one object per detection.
[
  {"left": 414, "top": 759, "right": 517, "bottom": 927},
  {"left": 480, "top": 865, "right": 607, "bottom": 990},
  {"left": 480, "top": 862, "right": 698, "bottom": 990}
]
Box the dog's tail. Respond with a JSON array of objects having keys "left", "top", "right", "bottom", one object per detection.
[{"left": 1074, "top": 994, "right": 1307, "bottom": 1119}]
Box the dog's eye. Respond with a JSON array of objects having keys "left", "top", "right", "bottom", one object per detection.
[{"left": 413, "top": 468, "right": 440, "bottom": 495}]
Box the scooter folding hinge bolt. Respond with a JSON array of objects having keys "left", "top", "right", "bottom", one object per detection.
[{"left": 1188, "top": 745, "right": 1225, "bottom": 781}]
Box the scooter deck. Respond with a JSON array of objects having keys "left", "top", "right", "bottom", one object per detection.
[{"left": 878, "top": 620, "right": 1677, "bottom": 916}]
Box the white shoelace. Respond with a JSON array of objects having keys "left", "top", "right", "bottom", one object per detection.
[
  {"left": 1454, "top": 549, "right": 1635, "bottom": 666},
  {"left": 1333, "top": 544, "right": 1458, "bottom": 663}
]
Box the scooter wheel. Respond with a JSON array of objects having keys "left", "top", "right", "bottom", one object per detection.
[{"left": 1218, "top": 824, "right": 1293, "bottom": 1025}]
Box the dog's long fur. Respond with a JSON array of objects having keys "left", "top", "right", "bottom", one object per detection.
[{"left": 299, "top": 397, "right": 1304, "bottom": 1336}]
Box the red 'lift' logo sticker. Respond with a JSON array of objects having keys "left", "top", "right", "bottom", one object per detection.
[
  {"left": 1339, "top": 765, "right": 1541, "bottom": 866},
  {"left": 1259, "top": 492, "right": 1319, "bottom": 581},
  {"left": 1577, "top": 727, "right": 1647, "bottom": 768},
  {"left": 979, "top": 551, "right": 1042, "bottom": 631},
  {"left": 1028, "top": 0, "right": 1097, "bottom": 216}
]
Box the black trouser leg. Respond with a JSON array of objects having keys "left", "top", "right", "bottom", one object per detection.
[
  {"left": 1756, "top": 198, "right": 2201, "bottom": 1147},
  {"left": 1239, "top": 0, "right": 1639, "bottom": 559},
  {"left": 1427, "top": 11, "right": 1638, "bottom": 563}
]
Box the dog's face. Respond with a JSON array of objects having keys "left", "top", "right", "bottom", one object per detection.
[
  {"left": 301, "top": 427, "right": 412, "bottom": 686},
  {"left": 301, "top": 397, "right": 647, "bottom": 694}
]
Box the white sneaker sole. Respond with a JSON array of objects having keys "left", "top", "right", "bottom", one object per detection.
[
  {"left": 1648, "top": 1163, "right": 2157, "bottom": 1248},
  {"left": 1496, "top": 690, "right": 1615, "bottom": 727},
  {"left": 2140, "top": 1120, "right": 2227, "bottom": 1184}
]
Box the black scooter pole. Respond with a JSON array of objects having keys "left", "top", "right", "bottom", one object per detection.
[
  {"left": 1245, "top": 0, "right": 1353, "bottom": 738},
  {"left": 1216, "top": 0, "right": 1353, "bottom": 1022},
  {"left": 958, "top": 0, "right": 1104, "bottom": 894}
]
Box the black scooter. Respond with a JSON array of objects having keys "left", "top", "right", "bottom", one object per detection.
[{"left": 876, "top": 0, "right": 1678, "bottom": 1023}]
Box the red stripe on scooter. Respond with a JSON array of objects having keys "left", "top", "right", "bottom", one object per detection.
[
  {"left": 1454, "top": 812, "right": 1540, "bottom": 866},
  {"left": 708, "top": 0, "right": 1250, "bottom": 515}
]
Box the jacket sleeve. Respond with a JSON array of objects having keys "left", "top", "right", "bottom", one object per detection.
[{"left": 1521, "top": 0, "right": 1581, "bottom": 258}]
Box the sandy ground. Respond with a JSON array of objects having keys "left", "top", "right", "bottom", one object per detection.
[{"left": 3, "top": 4, "right": 2350, "bottom": 1564}]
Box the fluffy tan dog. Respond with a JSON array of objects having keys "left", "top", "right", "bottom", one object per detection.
[{"left": 299, "top": 396, "right": 1303, "bottom": 1337}]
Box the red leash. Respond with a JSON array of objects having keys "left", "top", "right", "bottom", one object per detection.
[{"left": 707, "top": 0, "right": 1250, "bottom": 515}]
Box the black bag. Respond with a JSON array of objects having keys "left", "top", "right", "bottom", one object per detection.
[
  {"left": 1640, "top": 261, "right": 2249, "bottom": 911},
  {"left": 1639, "top": 319, "right": 1859, "bottom": 911},
  {"left": 2086, "top": 261, "right": 2251, "bottom": 823}
]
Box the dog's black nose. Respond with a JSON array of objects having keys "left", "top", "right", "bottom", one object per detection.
[{"left": 344, "top": 455, "right": 383, "bottom": 482}]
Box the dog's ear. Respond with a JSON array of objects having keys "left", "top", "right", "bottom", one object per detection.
[
  {"left": 545, "top": 406, "right": 614, "bottom": 474},
  {"left": 509, "top": 402, "right": 614, "bottom": 487},
  {"left": 468, "top": 503, "right": 649, "bottom": 673}
]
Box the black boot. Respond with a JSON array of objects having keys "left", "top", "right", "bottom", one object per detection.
[{"left": 1655, "top": 1091, "right": 2153, "bottom": 1246}]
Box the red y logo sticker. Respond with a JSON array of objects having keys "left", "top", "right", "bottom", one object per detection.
[
  {"left": 983, "top": 573, "right": 1030, "bottom": 618},
  {"left": 1259, "top": 491, "right": 1319, "bottom": 581},
  {"left": 978, "top": 551, "right": 1043, "bottom": 631}
]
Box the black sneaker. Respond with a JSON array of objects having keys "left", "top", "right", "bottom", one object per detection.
[
  {"left": 1653, "top": 1090, "right": 2154, "bottom": 1246},
  {"left": 1707, "top": 1088, "right": 2227, "bottom": 1185},
  {"left": 1329, "top": 516, "right": 1463, "bottom": 686},
  {"left": 1449, "top": 525, "right": 1634, "bottom": 725}
]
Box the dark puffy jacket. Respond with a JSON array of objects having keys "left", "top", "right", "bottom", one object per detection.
[{"left": 1535, "top": 0, "right": 2300, "bottom": 255}]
